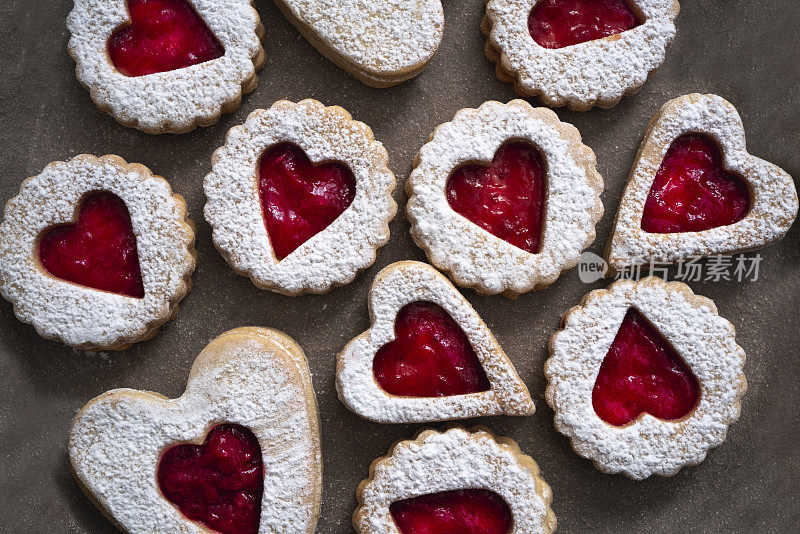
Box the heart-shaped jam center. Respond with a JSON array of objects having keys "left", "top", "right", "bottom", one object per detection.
[
  {"left": 38, "top": 191, "right": 144, "bottom": 298},
  {"left": 259, "top": 143, "right": 357, "bottom": 260},
  {"left": 390, "top": 489, "right": 513, "bottom": 534},
  {"left": 373, "top": 301, "right": 491, "bottom": 397},
  {"left": 592, "top": 308, "right": 700, "bottom": 426},
  {"left": 641, "top": 133, "right": 751, "bottom": 233},
  {"left": 157, "top": 424, "right": 263, "bottom": 534},
  {"left": 446, "top": 142, "right": 546, "bottom": 254},
  {"left": 108, "top": 0, "right": 224, "bottom": 77},
  {"left": 528, "top": 0, "right": 641, "bottom": 49}
]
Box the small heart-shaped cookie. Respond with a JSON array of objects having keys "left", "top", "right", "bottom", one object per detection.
[
  {"left": 272, "top": 0, "right": 444, "bottom": 87},
  {"left": 69, "top": 327, "right": 322, "bottom": 533},
  {"left": 606, "top": 93, "right": 798, "bottom": 272},
  {"left": 354, "top": 427, "right": 556, "bottom": 533},
  {"left": 336, "top": 261, "right": 534, "bottom": 423}
]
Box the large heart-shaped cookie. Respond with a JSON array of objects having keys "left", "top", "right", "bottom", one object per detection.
[
  {"left": 336, "top": 261, "right": 534, "bottom": 423},
  {"left": 69, "top": 327, "right": 322, "bottom": 533},
  {"left": 606, "top": 93, "right": 798, "bottom": 272},
  {"left": 272, "top": 0, "right": 444, "bottom": 87}
]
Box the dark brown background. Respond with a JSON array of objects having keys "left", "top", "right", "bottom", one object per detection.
[{"left": 1, "top": 1, "right": 799, "bottom": 532}]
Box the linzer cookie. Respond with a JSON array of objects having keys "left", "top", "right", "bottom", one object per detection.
[
  {"left": 69, "top": 327, "right": 322, "bottom": 534},
  {"left": 606, "top": 93, "right": 798, "bottom": 272},
  {"left": 483, "top": 0, "right": 680, "bottom": 110},
  {"left": 273, "top": 0, "right": 443, "bottom": 87},
  {"left": 67, "top": 0, "right": 265, "bottom": 133},
  {"left": 354, "top": 427, "right": 556, "bottom": 533},
  {"left": 204, "top": 99, "right": 397, "bottom": 295},
  {"left": 336, "top": 261, "right": 534, "bottom": 423},
  {"left": 545, "top": 277, "right": 747, "bottom": 479},
  {"left": 406, "top": 99, "right": 603, "bottom": 296},
  {"left": 0, "top": 155, "right": 195, "bottom": 351}
]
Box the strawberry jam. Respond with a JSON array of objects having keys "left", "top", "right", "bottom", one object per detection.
[
  {"left": 390, "top": 489, "right": 512, "bottom": 534},
  {"left": 108, "top": 0, "right": 224, "bottom": 77},
  {"left": 592, "top": 308, "right": 700, "bottom": 426},
  {"left": 259, "top": 143, "right": 356, "bottom": 260},
  {"left": 373, "top": 301, "right": 491, "bottom": 397},
  {"left": 528, "top": 0, "right": 641, "bottom": 49},
  {"left": 446, "top": 142, "right": 546, "bottom": 254},
  {"left": 157, "top": 424, "right": 263, "bottom": 534},
  {"left": 38, "top": 191, "right": 144, "bottom": 298}
]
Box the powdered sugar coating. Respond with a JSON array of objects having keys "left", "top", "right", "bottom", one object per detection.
[
  {"left": 545, "top": 277, "right": 747, "bottom": 479},
  {"left": 406, "top": 100, "right": 603, "bottom": 296},
  {"left": 69, "top": 327, "right": 322, "bottom": 533},
  {"left": 484, "top": 0, "right": 679, "bottom": 110},
  {"left": 67, "top": 0, "right": 265, "bottom": 133},
  {"left": 274, "top": 0, "right": 443, "bottom": 86},
  {"left": 0, "top": 155, "right": 195, "bottom": 350},
  {"left": 354, "top": 427, "right": 556, "bottom": 533},
  {"left": 336, "top": 261, "right": 534, "bottom": 423},
  {"left": 204, "top": 99, "right": 397, "bottom": 295},
  {"left": 606, "top": 93, "right": 798, "bottom": 271}
]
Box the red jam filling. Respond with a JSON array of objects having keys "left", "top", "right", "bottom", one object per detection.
[
  {"left": 528, "top": 0, "right": 641, "bottom": 49},
  {"left": 446, "top": 142, "right": 546, "bottom": 254},
  {"left": 38, "top": 191, "right": 144, "bottom": 298},
  {"left": 641, "top": 133, "right": 751, "bottom": 233},
  {"left": 373, "top": 301, "right": 491, "bottom": 397},
  {"left": 592, "top": 309, "right": 700, "bottom": 426},
  {"left": 259, "top": 142, "right": 356, "bottom": 260},
  {"left": 390, "top": 489, "right": 513, "bottom": 534},
  {"left": 157, "top": 424, "right": 263, "bottom": 534},
  {"left": 108, "top": 0, "right": 224, "bottom": 77}
]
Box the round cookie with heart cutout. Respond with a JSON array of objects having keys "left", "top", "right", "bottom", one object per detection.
[
  {"left": 406, "top": 99, "right": 603, "bottom": 296},
  {"left": 606, "top": 93, "right": 799, "bottom": 272},
  {"left": 69, "top": 327, "right": 322, "bottom": 533},
  {"left": 0, "top": 155, "right": 196, "bottom": 351},
  {"left": 483, "top": 0, "right": 680, "bottom": 110},
  {"left": 204, "top": 99, "right": 397, "bottom": 295},
  {"left": 336, "top": 261, "right": 534, "bottom": 423},
  {"left": 545, "top": 277, "right": 747, "bottom": 479},
  {"left": 354, "top": 427, "right": 556, "bottom": 533},
  {"left": 67, "top": 0, "right": 266, "bottom": 133}
]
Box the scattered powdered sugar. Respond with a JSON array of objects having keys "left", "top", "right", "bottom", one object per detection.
[
  {"left": 485, "top": 0, "right": 679, "bottom": 109},
  {"left": 276, "top": 0, "right": 443, "bottom": 81},
  {"left": 336, "top": 261, "right": 534, "bottom": 423},
  {"left": 69, "top": 328, "right": 321, "bottom": 533},
  {"left": 0, "top": 155, "right": 195, "bottom": 350},
  {"left": 67, "top": 0, "right": 264, "bottom": 133},
  {"left": 204, "top": 99, "right": 397, "bottom": 295},
  {"left": 355, "top": 427, "right": 556, "bottom": 533},
  {"left": 545, "top": 277, "right": 747, "bottom": 479},
  {"left": 607, "top": 93, "right": 799, "bottom": 270},
  {"left": 406, "top": 100, "right": 603, "bottom": 296}
]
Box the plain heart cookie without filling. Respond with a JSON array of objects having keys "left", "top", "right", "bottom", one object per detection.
[{"left": 69, "top": 327, "right": 322, "bottom": 533}]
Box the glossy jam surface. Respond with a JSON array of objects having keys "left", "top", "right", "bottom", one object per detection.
[
  {"left": 528, "top": 0, "right": 641, "bottom": 49},
  {"left": 592, "top": 308, "right": 700, "bottom": 426},
  {"left": 373, "top": 301, "right": 491, "bottom": 397},
  {"left": 641, "top": 134, "right": 751, "bottom": 233},
  {"left": 259, "top": 143, "right": 356, "bottom": 260},
  {"left": 390, "top": 489, "right": 513, "bottom": 534},
  {"left": 446, "top": 142, "right": 546, "bottom": 254},
  {"left": 157, "top": 424, "right": 263, "bottom": 534},
  {"left": 108, "top": 0, "right": 224, "bottom": 77},
  {"left": 38, "top": 192, "right": 144, "bottom": 298}
]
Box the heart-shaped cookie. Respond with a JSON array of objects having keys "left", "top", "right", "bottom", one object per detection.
[
  {"left": 69, "top": 327, "right": 322, "bottom": 533},
  {"left": 354, "top": 427, "right": 556, "bottom": 533},
  {"left": 336, "top": 261, "right": 534, "bottom": 423},
  {"left": 204, "top": 99, "right": 397, "bottom": 295},
  {"left": 545, "top": 277, "right": 747, "bottom": 479},
  {"left": 406, "top": 100, "right": 603, "bottom": 296},
  {"left": 606, "top": 93, "right": 799, "bottom": 272},
  {"left": 0, "top": 155, "right": 195, "bottom": 350},
  {"left": 272, "top": 0, "right": 444, "bottom": 87}
]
